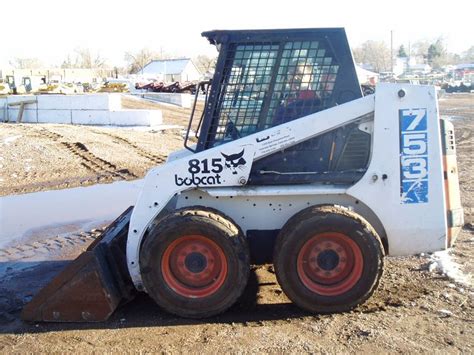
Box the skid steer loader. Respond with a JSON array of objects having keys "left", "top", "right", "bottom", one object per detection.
[{"left": 22, "top": 28, "right": 463, "bottom": 322}]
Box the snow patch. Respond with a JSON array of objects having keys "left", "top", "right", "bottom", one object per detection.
[
  {"left": 96, "top": 124, "right": 183, "bottom": 132},
  {"left": 428, "top": 250, "right": 471, "bottom": 287},
  {"left": 0, "top": 179, "right": 143, "bottom": 249},
  {"left": 438, "top": 309, "right": 453, "bottom": 317},
  {"left": 2, "top": 135, "right": 22, "bottom": 145}
]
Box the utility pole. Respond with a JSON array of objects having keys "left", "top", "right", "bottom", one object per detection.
[
  {"left": 390, "top": 30, "right": 394, "bottom": 74},
  {"left": 408, "top": 41, "right": 411, "bottom": 74}
]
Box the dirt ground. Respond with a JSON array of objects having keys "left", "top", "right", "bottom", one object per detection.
[{"left": 0, "top": 94, "right": 473, "bottom": 353}]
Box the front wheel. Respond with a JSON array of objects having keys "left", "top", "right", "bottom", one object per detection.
[
  {"left": 274, "top": 205, "right": 384, "bottom": 313},
  {"left": 140, "top": 207, "right": 249, "bottom": 318}
]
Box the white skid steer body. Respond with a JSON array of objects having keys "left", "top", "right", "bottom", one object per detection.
[{"left": 126, "top": 83, "right": 450, "bottom": 291}]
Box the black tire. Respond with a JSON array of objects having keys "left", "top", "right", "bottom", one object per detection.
[
  {"left": 274, "top": 205, "right": 384, "bottom": 313},
  {"left": 140, "top": 207, "right": 249, "bottom": 318}
]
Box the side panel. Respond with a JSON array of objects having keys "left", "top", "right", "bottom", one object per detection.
[
  {"left": 348, "top": 84, "right": 447, "bottom": 255},
  {"left": 175, "top": 187, "right": 387, "bottom": 253}
]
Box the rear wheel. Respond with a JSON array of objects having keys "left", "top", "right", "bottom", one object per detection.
[
  {"left": 274, "top": 205, "right": 384, "bottom": 313},
  {"left": 140, "top": 207, "right": 249, "bottom": 318}
]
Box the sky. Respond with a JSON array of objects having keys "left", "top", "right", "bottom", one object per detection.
[{"left": 1, "top": 0, "right": 472, "bottom": 68}]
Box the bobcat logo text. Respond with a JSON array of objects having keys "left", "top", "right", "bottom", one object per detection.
[{"left": 174, "top": 149, "right": 248, "bottom": 186}]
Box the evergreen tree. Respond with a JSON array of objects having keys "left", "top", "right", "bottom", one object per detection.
[{"left": 398, "top": 45, "right": 408, "bottom": 57}]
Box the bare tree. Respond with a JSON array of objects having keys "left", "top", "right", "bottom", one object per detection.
[
  {"left": 428, "top": 39, "right": 448, "bottom": 69},
  {"left": 61, "top": 48, "right": 107, "bottom": 69},
  {"left": 411, "top": 40, "right": 431, "bottom": 59},
  {"left": 462, "top": 46, "right": 474, "bottom": 62},
  {"left": 124, "top": 47, "right": 177, "bottom": 74},
  {"left": 124, "top": 48, "right": 157, "bottom": 74},
  {"left": 401, "top": 38, "right": 454, "bottom": 68},
  {"left": 448, "top": 53, "right": 462, "bottom": 65},
  {"left": 9, "top": 57, "right": 44, "bottom": 69},
  {"left": 61, "top": 55, "right": 74, "bottom": 69},
  {"left": 412, "top": 38, "right": 446, "bottom": 64},
  {"left": 74, "top": 48, "right": 107, "bottom": 68},
  {"left": 352, "top": 41, "right": 391, "bottom": 72},
  {"left": 193, "top": 55, "right": 217, "bottom": 74}
]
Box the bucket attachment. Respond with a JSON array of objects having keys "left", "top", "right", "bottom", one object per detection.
[{"left": 21, "top": 207, "right": 135, "bottom": 322}]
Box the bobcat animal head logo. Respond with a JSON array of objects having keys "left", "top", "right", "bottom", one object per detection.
[{"left": 221, "top": 149, "right": 246, "bottom": 175}]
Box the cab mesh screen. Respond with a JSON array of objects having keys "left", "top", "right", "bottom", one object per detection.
[{"left": 208, "top": 39, "right": 339, "bottom": 146}]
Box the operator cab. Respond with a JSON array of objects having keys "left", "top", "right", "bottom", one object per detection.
[{"left": 187, "top": 28, "right": 372, "bottom": 185}]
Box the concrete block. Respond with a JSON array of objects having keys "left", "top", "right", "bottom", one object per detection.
[
  {"left": 6, "top": 95, "right": 38, "bottom": 109},
  {"left": 109, "top": 110, "right": 162, "bottom": 126},
  {"left": 38, "top": 110, "right": 72, "bottom": 124},
  {"left": 108, "top": 94, "right": 122, "bottom": 110},
  {"left": 0, "top": 99, "right": 6, "bottom": 121},
  {"left": 148, "top": 110, "right": 163, "bottom": 126},
  {"left": 37, "top": 95, "right": 72, "bottom": 110},
  {"left": 7, "top": 108, "right": 38, "bottom": 123},
  {"left": 69, "top": 94, "right": 112, "bottom": 110},
  {"left": 143, "top": 93, "right": 192, "bottom": 108},
  {"left": 72, "top": 110, "right": 110, "bottom": 125},
  {"left": 180, "top": 94, "right": 192, "bottom": 108}
]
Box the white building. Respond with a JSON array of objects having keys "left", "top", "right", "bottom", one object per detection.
[
  {"left": 141, "top": 59, "right": 201, "bottom": 82},
  {"left": 394, "top": 57, "right": 419, "bottom": 76},
  {"left": 409, "top": 64, "right": 432, "bottom": 74},
  {"left": 0, "top": 68, "right": 104, "bottom": 84}
]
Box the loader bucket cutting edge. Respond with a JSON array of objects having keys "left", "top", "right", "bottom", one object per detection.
[{"left": 21, "top": 206, "right": 136, "bottom": 322}]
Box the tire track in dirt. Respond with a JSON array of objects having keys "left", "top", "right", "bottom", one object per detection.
[
  {"left": 94, "top": 130, "right": 167, "bottom": 165},
  {"left": 37, "top": 128, "right": 63, "bottom": 141},
  {"left": 36, "top": 127, "right": 137, "bottom": 180},
  {"left": 0, "top": 229, "right": 104, "bottom": 262},
  {"left": 61, "top": 142, "right": 136, "bottom": 179}
]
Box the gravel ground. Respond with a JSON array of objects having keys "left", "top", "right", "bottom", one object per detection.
[
  {"left": 0, "top": 124, "right": 183, "bottom": 196},
  {"left": 0, "top": 94, "right": 472, "bottom": 353}
]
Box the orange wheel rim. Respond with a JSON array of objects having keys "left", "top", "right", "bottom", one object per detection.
[
  {"left": 161, "top": 235, "right": 228, "bottom": 298},
  {"left": 296, "top": 232, "right": 363, "bottom": 296}
]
